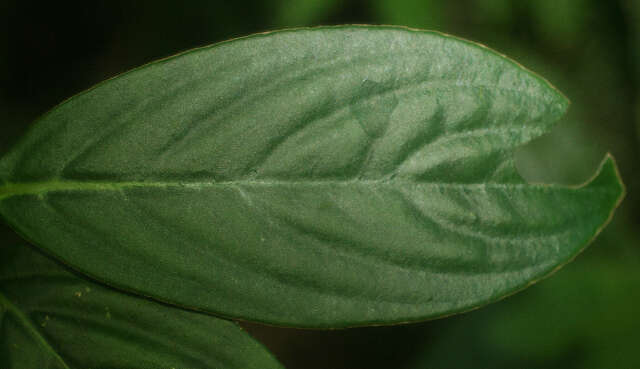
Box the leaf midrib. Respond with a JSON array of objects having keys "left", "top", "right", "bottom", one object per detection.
[
  {"left": 0, "top": 178, "right": 606, "bottom": 201},
  {"left": 0, "top": 291, "right": 72, "bottom": 369}
]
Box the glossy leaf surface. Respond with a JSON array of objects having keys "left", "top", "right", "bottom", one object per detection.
[
  {"left": 0, "top": 26, "right": 624, "bottom": 327},
  {"left": 0, "top": 242, "right": 284, "bottom": 369}
]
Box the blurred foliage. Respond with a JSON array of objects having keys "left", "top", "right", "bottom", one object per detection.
[
  {"left": 371, "top": 0, "right": 446, "bottom": 30},
  {"left": 527, "top": 0, "right": 591, "bottom": 46},
  {"left": 405, "top": 259, "right": 640, "bottom": 369},
  {"left": 1, "top": 1, "right": 638, "bottom": 368},
  {"left": 627, "top": 0, "right": 640, "bottom": 145},
  {"left": 273, "top": 0, "right": 340, "bottom": 27}
]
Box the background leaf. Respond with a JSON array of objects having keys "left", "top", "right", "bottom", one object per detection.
[
  {"left": 0, "top": 239, "right": 284, "bottom": 369},
  {"left": 403, "top": 259, "right": 640, "bottom": 369},
  {"left": 0, "top": 26, "right": 624, "bottom": 328},
  {"left": 272, "top": 0, "right": 340, "bottom": 27},
  {"left": 372, "top": 0, "right": 445, "bottom": 30}
]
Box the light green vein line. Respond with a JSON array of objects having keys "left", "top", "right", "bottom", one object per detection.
[
  {"left": 0, "top": 291, "right": 72, "bottom": 369},
  {"left": 0, "top": 181, "right": 173, "bottom": 200},
  {"left": 0, "top": 175, "right": 614, "bottom": 201}
]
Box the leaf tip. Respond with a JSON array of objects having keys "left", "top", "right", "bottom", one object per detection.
[
  {"left": 588, "top": 153, "right": 625, "bottom": 193},
  {"left": 582, "top": 153, "right": 626, "bottom": 224}
]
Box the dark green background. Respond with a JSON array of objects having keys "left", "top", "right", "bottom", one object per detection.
[{"left": 1, "top": 1, "right": 638, "bottom": 368}]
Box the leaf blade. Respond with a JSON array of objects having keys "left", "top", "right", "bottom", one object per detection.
[
  {"left": 0, "top": 242, "right": 284, "bottom": 369},
  {"left": 0, "top": 26, "right": 625, "bottom": 327}
]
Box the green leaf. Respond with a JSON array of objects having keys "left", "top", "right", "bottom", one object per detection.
[
  {"left": 0, "top": 26, "right": 625, "bottom": 328},
  {"left": 0, "top": 242, "right": 284, "bottom": 369}
]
